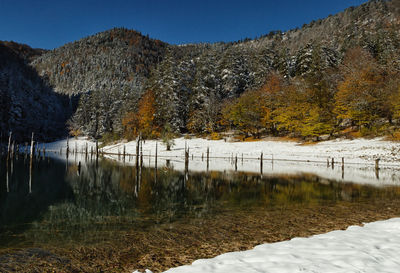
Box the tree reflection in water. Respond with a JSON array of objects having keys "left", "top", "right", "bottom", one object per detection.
[{"left": 1, "top": 156, "right": 400, "bottom": 248}]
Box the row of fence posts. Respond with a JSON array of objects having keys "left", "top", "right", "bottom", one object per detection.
[
  {"left": 2, "top": 131, "right": 36, "bottom": 193},
  {"left": 1, "top": 130, "right": 384, "bottom": 192}
]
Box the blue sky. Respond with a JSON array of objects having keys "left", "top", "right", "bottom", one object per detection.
[{"left": 0, "top": 0, "right": 368, "bottom": 49}]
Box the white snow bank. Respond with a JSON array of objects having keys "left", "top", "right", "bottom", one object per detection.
[
  {"left": 44, "top": 137, "right": 97, "bottom": 152},
  {"left": 134, "top": 218, "right": 400, "bottom": 273},
  {"left": 102, "top": 137, "right": 400, "bottom": 165}
]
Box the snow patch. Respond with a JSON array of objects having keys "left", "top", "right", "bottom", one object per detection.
[{"left": 136, "top": 218, "right": 400, "bottom": 273}]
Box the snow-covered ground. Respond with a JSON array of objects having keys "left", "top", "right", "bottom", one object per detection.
[
  {"left": 44, "top": 137, "right": 400, "bottom": 186},
  {"left": 102, "top": 137, "right": 400, "bottom": 164},
  {"left": 138, "top": 217, "right": 399, "bottom": 273}
]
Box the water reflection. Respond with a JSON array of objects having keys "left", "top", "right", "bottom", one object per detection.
[{"left": 1, "top": 156, "right": 400, "bottom": 248}]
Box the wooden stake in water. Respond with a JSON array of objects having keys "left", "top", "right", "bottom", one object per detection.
[
  {"left": 123, "top": 145, "right": 126, "bottom": 163},
  {"left": 140, "top": 139, "right": 143, "bottom": 167},
  {"left": 29, "top": 132, "right": 34, "bottom": 193},
  {"left": 6, "top": 131, "right": 11, "bottom": 162},
  {"left": 42, "top": 143, "right": 46, "bottom": 160},
  {"left": 136, "top": 135, "right": 140, "bottom": 167},
  {"left": 260, "top": 152, "right": 263, "bottom": 175},
  {"left": 375, "top": 158, "right": 380, "bottom": 179},
  {"left": 95, "top": 140, "right": 99, "bottom": 163},
  {"left": 11, "top": 141, "right": 15, "bottom": 160},
  {"left": 185, "top": 146, "right": 189, "bottom": 173},
  {"left": 206, "top": 147, "right": 209, "bottom": 171},
  {"left": 66, "top": 137, "right": 70, "bottom": 158},
  {"left": 331, "top": 158, "right": 334, "bottom": 169},
  {"left": 235, "top": 154, "right": 238, "bottom": 171},
  {"left": 85, "top": 142, "right": 88, "bottom": 161},
  {"left": 155, "top": 142, "right": 158, "bottom": 169},
  {"left": 375, "top": 158, "right": 380, "bottom": 170}
]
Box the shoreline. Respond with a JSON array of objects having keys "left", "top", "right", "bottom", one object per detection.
[
  {"left": 46, "top": 136, "right": 400, "bottom": 165},
  {"left": 44, "top": 136, "right": 400, "bottom": 186}
]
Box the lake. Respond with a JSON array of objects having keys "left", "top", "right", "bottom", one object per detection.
[{"left": 1, "top": 154, "right": 400, "bottom": 272}]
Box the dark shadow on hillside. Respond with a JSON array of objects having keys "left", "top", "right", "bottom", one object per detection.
[{"left": 0, "top": 43, "right": 78, "bottom": 143}]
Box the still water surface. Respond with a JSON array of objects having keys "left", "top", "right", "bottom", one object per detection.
[{"left": 1, "top": 155, "right": 400, "bottom": 250}]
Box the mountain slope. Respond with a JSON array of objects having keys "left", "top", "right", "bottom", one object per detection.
[
  {"left": 32, "top": 28, "right": 167, "bottom": 96},
  {"left": 3, "top": 0, "right": 400, "bottom": 140},
  {"left": 0, "top": 43, "right": 69, "bottom": 142}
]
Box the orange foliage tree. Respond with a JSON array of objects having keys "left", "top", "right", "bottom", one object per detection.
[
  {"left": 334, "top": 48, "right": 390, "bottom": 130},
  {"left": 122, "top": 89, "right": 159, "bottom": 140}
]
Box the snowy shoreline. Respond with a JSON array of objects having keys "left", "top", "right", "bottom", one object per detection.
[
  {"left": 143, "top": 217, "right": 400, "bottom": 273},
  {"left": 45, "top": 136, "right": 400, "bottom": 186},
  {"left": 46, "top": 136, "right": 400, "bottom": 165}
]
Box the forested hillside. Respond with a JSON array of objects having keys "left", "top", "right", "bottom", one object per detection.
[{"left": 2, "top": 0, "right": 400, "bottom": 142}]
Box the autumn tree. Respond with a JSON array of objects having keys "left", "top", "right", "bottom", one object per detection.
[
  {"left": 122, "top": 89, "right": 158, "bottom": 140},
  {"left": 137, "top": 89, "right": 158, "bottom": 138},
  {"left": 334, "top": 48, "right": 390, "bottom": 132},
  {"left": 121, "top": 111, "right": 139, "bottom": 140},
  {"left": 222, "top": 90, "right": 270, "bottom": 138}
]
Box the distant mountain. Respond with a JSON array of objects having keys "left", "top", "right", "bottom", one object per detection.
[
  {"left": 2, "top": 0, "right": 400, "bottom": 141},
  {"left": 0, "top": 41, "right": 47, "bottom": 61}
]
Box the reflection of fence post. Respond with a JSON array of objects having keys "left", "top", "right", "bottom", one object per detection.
[{"left": 78, "top": 161, "right": 81, "bottom": 175}]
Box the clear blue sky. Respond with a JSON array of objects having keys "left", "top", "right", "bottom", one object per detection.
[{"left": 0, "top": 0, "right": 368, "bottom": 49}]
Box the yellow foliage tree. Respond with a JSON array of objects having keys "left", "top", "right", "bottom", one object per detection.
[{"left": 334, "top": 48, "right": 388, "bottom": 129}]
